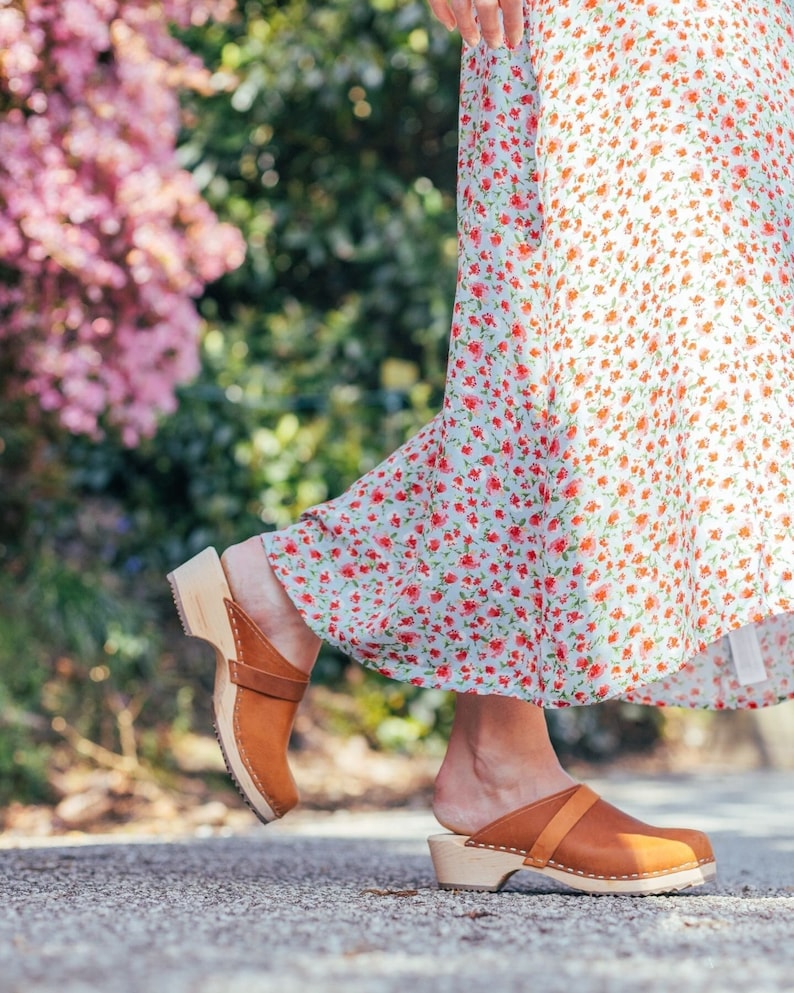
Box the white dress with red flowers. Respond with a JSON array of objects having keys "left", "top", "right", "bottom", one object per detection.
[{"left": 264, "top": 0, "right": 794, "bottom": 709}]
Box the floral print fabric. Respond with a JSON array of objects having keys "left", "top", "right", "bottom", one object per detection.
[{"left": 264, "top": 0, "right": 794, "bottom": 709}]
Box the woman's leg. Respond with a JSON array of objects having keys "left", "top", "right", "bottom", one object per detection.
[
  {"left": 432, "top": 695, "right": 575, "bottom": 835},
  {"left": 221, "top": 536, "right": 575, "bottom": 834},
  {"left": 175, "top": 538, "right": 714, "bottom": 892},
  {"left": 221, "top": 536, "right": 321, "bottom": 676}
]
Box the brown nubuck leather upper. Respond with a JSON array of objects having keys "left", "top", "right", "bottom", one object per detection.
[
  {"left": 466, "top": 784, "right": 715, "bottom": 881},
  {"left": 225, "top": 599, "right": 309, "bottom": 818}
]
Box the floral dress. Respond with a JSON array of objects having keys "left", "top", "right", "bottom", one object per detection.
[{"left": 264, "top": 0, "right": 794, "bottom": 710}]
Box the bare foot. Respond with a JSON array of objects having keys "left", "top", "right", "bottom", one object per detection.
[
  {"left": 433, "top": 747, "right": 576, "bottom": 836},
  {"left": 432, "top": 695, "right": 576, "bottom": 835},
  {"left": 221, "top": 536, "right": 320, "bottom": 676}
]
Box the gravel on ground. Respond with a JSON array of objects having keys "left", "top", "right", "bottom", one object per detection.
[{"left": 1, "top": 771, "right": 793, "bottom": 993}]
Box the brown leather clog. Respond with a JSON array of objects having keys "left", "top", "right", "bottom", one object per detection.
[
  {"left": 428, "top": 784, "right": 717, "bottom": 895},
  {"left": 168, "top": 547, "right": 308, "bottom": 822}
]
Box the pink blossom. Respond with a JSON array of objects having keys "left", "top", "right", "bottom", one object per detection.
[{"left": 0, "top": 0, "right": 244, "bottom": 444}]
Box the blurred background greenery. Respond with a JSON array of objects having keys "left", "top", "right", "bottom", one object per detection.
[{"left": 0, "top": 0, "right": 787, "bottom": 831}]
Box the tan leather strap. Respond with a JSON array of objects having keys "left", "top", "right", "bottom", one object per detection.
[
  {"left": 223, "top": 598, "right": 309, "bottom": 703},
  {"left": 228, "top": 659, "right": 307, "bottom": 702},
  {"left": 525, "top": 785, "right": 599, "bottom": 867}
]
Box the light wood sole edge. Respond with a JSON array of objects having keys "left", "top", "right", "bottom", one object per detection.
[
  {"left": 167, "top": 547, "right": 278, "bottom": 824},
  {"left": 428, "top": 833, "right": 718, "bottom": 895}
]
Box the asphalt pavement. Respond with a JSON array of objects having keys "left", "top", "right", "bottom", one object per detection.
[{"left": 1, "top": 771, "right": 793, "bottom": 993}]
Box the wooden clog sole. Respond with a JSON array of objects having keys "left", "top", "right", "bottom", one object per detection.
[
  {"left": 167, "top": 547, "right": 277, "bottom": 824},
  {"left": 428, "top": 832, "right": 717, "bottom": 895}
]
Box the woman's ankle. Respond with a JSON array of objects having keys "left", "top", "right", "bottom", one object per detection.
[
  {"left": 432, "top": 694, "right": 576, "bottom": 834},
  {"left": 433, "top": 749, "right": 575, "bottom": 835},
  {"left": 221, "top": 537, "right": 320, "bottom": 677}
]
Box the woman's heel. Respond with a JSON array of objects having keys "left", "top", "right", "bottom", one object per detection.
[
  {"left": 427, "top": 833, "right": 525, "bottom": 892},
  {"left": 167, "top": 547, "right": 234, "bottom": 660}
]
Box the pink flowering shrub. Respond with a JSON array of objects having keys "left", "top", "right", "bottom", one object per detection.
[{"left": 0, "top": 0, "right": 245, "bottom": 444}]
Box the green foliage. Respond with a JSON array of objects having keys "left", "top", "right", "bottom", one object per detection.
[
  {"left": 55, "top": 0, "right": 461, "bottom": 576},
  {"left": 0, "top": 1, "right": 665, "bottom": 805},
  {"left": 345, "top": 675, "right": 454, "bottom": 753},
  {"left": 0, "top": 713, "right": 51, "bottom": 806},
  {"left": 0, "top": 585, "right": 52, "bottom": 804},
  {"left": 0, "top": 0, "right": 463, "bottom": 801},
  {"left": 174, "top": 0, "right": 460, "bottom": 531},
  {"left": 0, "top": 537, "right": 174, "bottom": 799}
]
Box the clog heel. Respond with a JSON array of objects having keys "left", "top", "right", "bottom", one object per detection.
[
  {"left": 428, "top": 833, "right": 526, "bottom": 892},
  {"left": 168, "top": 546, "right": 235, "bottom": 658}
]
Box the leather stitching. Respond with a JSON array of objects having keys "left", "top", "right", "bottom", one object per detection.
[
  {"left": 227, "top": 607, "right": 288, "bottom": 818},
  {"left": 465, "top": 842, "right": 715, "bottom": 879}
]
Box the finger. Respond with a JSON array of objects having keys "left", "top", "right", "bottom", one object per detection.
[
  {"left": 472, "top": 0, "right": 504, "bottom": 48},
  {"left": 500, "top": 0, "right": 525, "bottom": 48},
  {"left": 449, "top": 0, "right": 482, "bottom": 47},
  {"left": 426, "top": 0, "right": 457, "bottom": 32}
]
